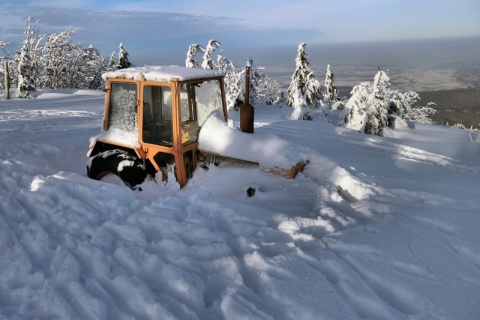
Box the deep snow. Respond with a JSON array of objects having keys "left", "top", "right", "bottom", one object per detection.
[{"left": 1, "top": 89, "right": 479, "bottom": 320}]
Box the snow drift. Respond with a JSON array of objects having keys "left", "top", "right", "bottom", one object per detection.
[{"left": 1, "top": 89, "right": 479, "bottom": 320}]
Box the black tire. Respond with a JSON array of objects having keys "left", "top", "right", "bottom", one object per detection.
[{"left": 87, "top": 149, "right": 148, "bottom": 188}]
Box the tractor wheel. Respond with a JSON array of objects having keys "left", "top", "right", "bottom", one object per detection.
[{"left": 87, "top": 149, "right": 148, "bottom": 189}]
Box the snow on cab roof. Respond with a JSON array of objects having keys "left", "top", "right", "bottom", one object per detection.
[{"left": 102, "top": 65, "right": 225, "bottom": 82}]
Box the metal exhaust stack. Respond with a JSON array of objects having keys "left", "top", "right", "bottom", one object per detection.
[{"left": 240, "top": 58, "right": 254, "bottom": 133}]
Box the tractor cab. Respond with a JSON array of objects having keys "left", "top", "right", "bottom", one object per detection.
[{"left": 87, "top": 66, "right": 227, "bottom": 187}]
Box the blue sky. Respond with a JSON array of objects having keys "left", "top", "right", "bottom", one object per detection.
[{"left": 1, "top": 0, "right": 480, "bottom": 65}]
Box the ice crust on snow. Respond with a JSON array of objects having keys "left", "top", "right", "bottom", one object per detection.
[{"left": 102, "top": 65, "right": 225, "bottom": 82}]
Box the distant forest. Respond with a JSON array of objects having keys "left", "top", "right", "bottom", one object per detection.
[{"left": 416, "top": 88, "right": 480, "bottom": 128}]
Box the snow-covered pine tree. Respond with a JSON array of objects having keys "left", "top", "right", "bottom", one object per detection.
[
  {"left": 385, "top": 90, "right": 416, "bottom": 128},
  {"left": 342, "top": 81, "right": 371, "bottom": 130},
  {"left": 117, "top": 43, "right": 132, "bottom": 69},
  {"left": 185, "top": 44, "right": 205, "bottom": 68},
  {"left": 17, "top": 45, "right": 34, "bottom": 98},
  {"left": 323, "top": 64, "right": 337, "bottom": 102},
  {"left": 201, "top": 40, "right": 221, "bottom": 70},
  {"left": 108, "top": 51, "right": 116, "bottom": 70},
  {"left": 290, "top": 86, "right": 312, "bottom": 120},
  {"left": 364, "top": 69, "right": 390, "bottom": 135},
  {"left": 305, "top": 72, "right": 322, "bottom": 108},
  {"left": 342, "top": 69, "right": 437, "bottom": 133},
  {"left": 287, "top": 43, "right": 320, "bottom": 119}
]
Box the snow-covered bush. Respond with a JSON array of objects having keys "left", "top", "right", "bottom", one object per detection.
[
  {"left": 341, "top": 69, "right": 437, "bottom": 135},
  {"left": 255, "top": 67, "right": 281, "bottom": 105}
]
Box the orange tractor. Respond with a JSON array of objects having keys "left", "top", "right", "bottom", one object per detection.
[{"left": 87, "top": 66, "right": 306, "bottom": 189}]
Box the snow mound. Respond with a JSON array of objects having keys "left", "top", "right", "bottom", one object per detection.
[{"left": 198, "top": 111, "right": 310, "bottom": 168}]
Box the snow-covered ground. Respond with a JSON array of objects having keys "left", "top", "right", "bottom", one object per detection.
[{"left": 1, "top": 89, "right": 479, "bottom": 320}]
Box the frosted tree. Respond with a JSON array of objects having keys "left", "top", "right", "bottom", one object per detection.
[
  {"left": 0, "top": 41, "right": 9, "bottom": 54},
  {"left": 117, "top": 43, "right": 132, "bottom": 69},
  {"left": 305, "top": 72, "right": 322, "bottom": 107},
  {"left": 17, "top": 45, "right": 35, "bottom": 97},
  {"left": 287, "top": 43, "right": 320, "bottom": 119},
  {"left": 185, "top": 44, "right": 205, "bottom": 68},
  {"left": 0, "top": 41, "right": 11, "bottom": 63},
  {"left": 255, "top": 67, "right": 281, "bottom": 105},
  {"left": 41, "top": 29, "right": 78, "bottom": 89},
  {"left": 108, "top": 51, "right": 116, "bottom": 70},
  {"left": 364, "top": 69, "right": 390, "bottom": 135},
  {"left": 246, "top": 66, "right": 266, "bottom": 107},
  {"left": 323, "top": 64, "right": 337, "bottom": 102},
  {"left": 201, "top": 40, "right": 221, "bottom": 70},
  {"left": 290, "top": 87, "right": 312, "bottom": 120},
  {"left": 404, "top": 102, "right": 437, "bottom": 124},
  {"left": 215, "top": 49, "right": 279, "bottom": 110},
  {"left": 390, "top": 91, "right": 437, "bottom": 124},
  {"left": 83, "top": 46, "right": 109, "bottom": 89},
  {"left": 342, "top": 82, "right": 371, "bottom": 131},
  {"left": 342, "top": 69, "right": 436, "bottom": 135},
  {"left": 0, "top": 41, "right": 12, "bottom": 91},
  {"left": 68, "top": 45, "right": 108, "bottom": 89},
  {"left": 17, "top": 18, "right": 44, "bottom": 98},
  {"left": 216, "top": 52, "right": 252, "bottom": 109},
  {"left": 40, "top": 29, "right": 107, "bottom": 90},
  {"left": 217, "top": 51, "right": 243, "bottom": 110}
]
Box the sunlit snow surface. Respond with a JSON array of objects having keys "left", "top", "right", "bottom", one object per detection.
[{"left": 1, "top": 89, "right": 479, "bottom": 319}]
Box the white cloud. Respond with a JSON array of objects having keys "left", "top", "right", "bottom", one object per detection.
[{"left": 1, "top": 0, "right": 479, "bottom": 64}]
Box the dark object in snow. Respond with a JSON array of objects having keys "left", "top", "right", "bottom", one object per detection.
[
  {"left": 246, "top": 187, "right": 256, "bottom": 197},
  {"left": 240, "top": 58, "right": 254, "bottom": 134},
  {"left": 87, "top": 149, "right": 148, "bottom": 189}
]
